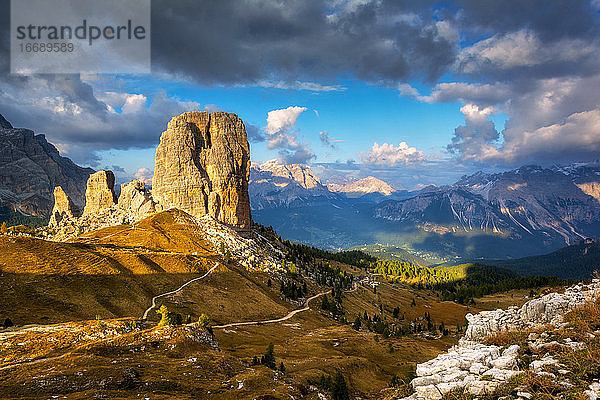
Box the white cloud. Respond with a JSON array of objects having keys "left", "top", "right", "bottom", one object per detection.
[
  {"left": 264, "top": 106, "right": 315, "bottom": 164},
  {"left": 135, "top": 167, "right": 154, "bottom": 186},
  {"left": 361, "top": 142, "right": 426, "bottom": 166},
  {"left": 319, "top": 131, "right": 341, "bottom": 150},
  {"left": 266, "top": 106, "right": 307, "bottom": 136},
  {"left": 457, "top": 30, "right": 597, "bottom": 74},
  {"left": 255, "top": 80, "right": 346, "bottom": 92},
  {"left": 397, "top": 83, "right": 419, "bottom": 98},
  {"left": 417, "top": 82, "right": 512, "bottom": 106}
]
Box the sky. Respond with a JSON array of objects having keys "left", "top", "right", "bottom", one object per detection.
[{"left": 1, "top": 0, "right": 599, "bottom": 190}]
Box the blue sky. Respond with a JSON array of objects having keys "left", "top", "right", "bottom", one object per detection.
[{"left": 1, "top": 0, "right": 598, "bottom": 190}]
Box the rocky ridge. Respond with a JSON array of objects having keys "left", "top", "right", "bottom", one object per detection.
[
  {"left": 0, "top": 114, "right": 93, "bottom": 216},
  {"left": 249, "top": 160, "right": 337, "bottom": 210},
  {"left": 374, "top": 164, "right": 600, "bottom": 246},
  {"left": 402, "top": 279, "right": 600, "bottom": 400},
  {"left": 49, "top": 186, "right": 79, "bottom": 227},
  {"left": 328, "top": 176, "right": 395, "bottom": 196}
]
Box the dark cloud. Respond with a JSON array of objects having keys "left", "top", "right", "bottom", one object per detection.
[
  {"left": 0, "top": 75, "right": 200, "bottom": 164},
  {"left": 245, "top": 123, "right": 265, "bottom": 143},
  {"left": 150, "top": 0, "right": 456, "bottom": 84}
]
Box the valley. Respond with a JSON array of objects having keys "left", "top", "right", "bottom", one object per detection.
[{"left": 0, "top": 111, "right": 598, "bottom": 400}]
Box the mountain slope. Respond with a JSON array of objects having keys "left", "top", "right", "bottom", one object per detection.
[
  {"left": 0, "top": 114, "right": 93, "bottom": 217},
  {"left": 249, "top": 160, "right": 338, "bottom": 210},
  {"left": 486, "top": 239, "right": 600, "bottom": 279},
  {"left": 374, "top": 164, "right": 600, "bottom": 247},
  {"left": 328, "top": 176, "right": 396, "bottom": 197}
]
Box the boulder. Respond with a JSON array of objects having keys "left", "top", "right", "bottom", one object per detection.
[
  {"left": 118, "top": 180, "right": 157, "bottom": 219},
  {"left": 152, "top": 111, "right": 252, "bottom": 231},
  {"left": 83, "top": 170, "right": 117, "bottom": 215},
  {"left": 49, "top": 186, "right": 79, "bottom": 226}
]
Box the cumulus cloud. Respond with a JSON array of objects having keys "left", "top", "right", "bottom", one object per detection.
[
  {"left": 361, "top": 142, "right": 426, "bottom": 166},
  {"left": 245, "top": 123, "right": 265, "bottom": 143},
  {"left": 417, "top": 82, "right": 512, "bottom": 107},
  {"left": 447, "top": 74, "right": 600, "bottom": 165},
  {"left": 134, "top": 167, "right": 154, "bottom": 186},
  {"left": 264, "top": 106, "right": 314, "bottom": 164},
  {"left": 447, "top": 104, "right": 501, "bottom": 161}
]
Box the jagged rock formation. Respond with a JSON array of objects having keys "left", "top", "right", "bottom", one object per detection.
[
  {"left": 462, "top": 283, "right": 599, "bottom": 343},
  {"left": 258, "top": 159, "right": 323, "bottom": 189},
  {"left": 0, "top": 114, "right": 93, "bottom": 216},
  {"left": 83, "top": 170, "right": 118, "bottom": 215},
  {"left": 328, "top": 176, "right": 395, "bottom": 196},
  {"left": 403, "top": 280, "right": 600, "bottom": 400},
  {"left": 152, "top": 111, "right": 252, "bottom": 231},
  {"left": 249, "top": 160, "right": 337, "bottom": 210},
  {"left": 49, "top": 186, "right": 79, "bottom": 226},
  {"left": 118, "top": 180, "right": 157, "bottom": 220}
]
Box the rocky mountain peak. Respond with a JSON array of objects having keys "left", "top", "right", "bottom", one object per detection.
[
  {"left": 83, "top": 170, "right": 118, "bottom": 215},
  {"left": 328, "top": 176, "right": 395, "bottom": 195},
  {"left": 257, "top": 159, "right": 323, "bottom": 190},
  {"left": 152, "top": 111, "right": 252, "bottom": 231},
  {"left": 49, "top": 186, "right": 79, "bottom": 226},
  {"left": 0, "top": 114, "right": 13, "bottom": 129},
  {"left": 0, "top": 119, "right": 92, "bottom": 216}
]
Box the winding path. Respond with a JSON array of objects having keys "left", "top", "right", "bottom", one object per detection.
[
  {"left": 141, "top": 262, "right": 219, "bottom": 320},
  {"left": 213, "top": 281, "right": 360, "bottom": 329}
]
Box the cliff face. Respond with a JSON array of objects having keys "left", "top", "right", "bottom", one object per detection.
[
  {"left": 0, "top": 114, "right": 93, "bottom": 216},
  {"left": 49, "top": 186, "right": 79, "bottom": 226},
  {"left": 83, "top": 170, "right": 118, "bottom": 215},
  {"left": 152, "top": 112, "right": 252, "bottom": 231}
]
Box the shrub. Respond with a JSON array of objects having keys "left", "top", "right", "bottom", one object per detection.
[{"left": 156, "top": 305, "right": 172, "bottom": 327}]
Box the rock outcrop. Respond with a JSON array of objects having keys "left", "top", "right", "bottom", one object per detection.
[
  {"left": 0, "top": 114, "right": 93, "bottom": 216},
  {"left": 403, "top": 280, "right": 600, "bottom": 400},
  {"left": 118, "top": 180, "right": 157, "bottom": 219},
  {"left": 152, "top": 111, "right": 252, "bottom": 231},
  {"left": 49, "top": 186, "right": 79, "bottom": 226},
  {"left": 83, "top": 170, "right": 117, "bottom": 215},
  {"left": 462, "top": 282, "right": 600, "bottom": 343}
]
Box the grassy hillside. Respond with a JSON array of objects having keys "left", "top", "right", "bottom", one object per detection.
[{"left": 486, "top": 239, "right": 600, "bottom": 279}]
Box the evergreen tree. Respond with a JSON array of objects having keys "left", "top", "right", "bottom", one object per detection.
[
  {"left": 3, "top": 318, "right": 13, "bottom": 328},
  {"left": 261, "top": 343, "right": 276, "bottom": 369},
  {"left": 279, "top": 362, "right": 285, "bottom": 373},
  {"left": 331, "top": 371, "right": 350, "bottom": 400}
]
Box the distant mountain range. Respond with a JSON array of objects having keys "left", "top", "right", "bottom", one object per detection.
[
  {"left": 250, "top": 160, "right": 600, "bottom": 260},
  {"left": 375, "top": 164, "right": 600, "bottom": 246},
  {"left": 2, "top": 114, "right": 600, "bottom": 262}
]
